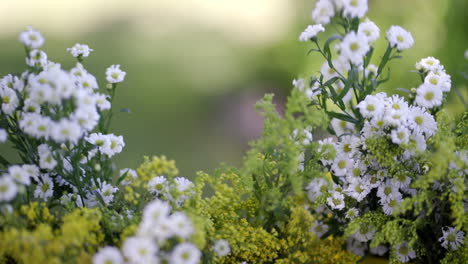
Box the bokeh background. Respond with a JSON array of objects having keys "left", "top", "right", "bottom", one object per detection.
[{"left": 0, "top": 0, "right": 467, "bottom": 176}]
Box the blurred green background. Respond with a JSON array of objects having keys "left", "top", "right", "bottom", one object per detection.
[{"left": 0, "top": 0, "right": 467, "bottom": 176}]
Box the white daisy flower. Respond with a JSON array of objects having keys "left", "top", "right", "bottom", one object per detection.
[
  {"left": 169, "top": 242, "right": 201, "bottom": 264},
  {"left": 340, "top": 32, "right": 370, "bottom": 65},
  {"left": 0, "top": 87, "right": 19, "bottom": 116},
  {"left": 101, "top": 134, "right": 125, "bottom": 157},
  {"left": 320, "top": 61, "right": 340, "bottom": 81},
  {"left": 1, "top": 74, "right": 24, "bottom": 92},
  {"left": 50, "top": 119, "right": 83, "bottom": 143},
  {"left": 415, "top": 83, "right": 443, "bottom": 108},
  {"left": 391, "top": 127, "right": 410, "bottom": 145},
  {"left": 169, "top": 212, "right": 194, "bottom": 239},
  {"left": 149, "top": 216, "right": 176, "bottom": 241},
  {"left": 384, "top": 109, "right": 407, "bottom": 127},
  {"left": 407, "top": 106, "right": 437, "bottom": 137},
  {"left": 327, "top": 191, "right": 345, "bottom": 210},
  {"left": 358, "top": 19, "right": 380, "bottom": 43},
  {"left": 310, "top": 220, "right": 329, "bottom": 238},
  {"left": 148, "top": 176, "right": 169, "bottom": 196},
  {"left": 71, "top": 107, "right": 100, "bottom": 132},
  {"left": 94, "top": 93, "right": 111, "bottom": 110},
  {"left": 311, "top": 0, "right": 335, "bottom": 25},
  {"left": 342, "top": 0, "right": 368, "bottom": 18},
  {"left": 26, "top": 49, "right": 48, "bottom": 67},
  {"left": 439, "top": 227, "right": 465, "bottom": 251},
  {"left": 345, "top": 178, "right": 371, "bottom": 202},
  {"left": 318, "top": 137, "right": 337, "bottom": 165},
  {"left": 175, "top": 177, "right": 194, "bottom": 193},
  {"left": 415, "top": 57, "right": 442, "bottom": 72},
  {"left": 106, "top": 65, "right": 126, "bottom": 83},
  {"left": 0, "top": 176, "right": 18, "bottom": 201},
  {"left": 357, "top": 94, "right": 385, "bottom": 119},
  {"left": 142, "top": 199, "right": 172, "bottom": 225},
  {"left": 347, "top": 238, "right": 367, "bottom": 256},
  {"left": 386, "top": 26, "right": 414, "bottom": 51},
  {"left": 119, "top": 168, "right": 138, "bottom": 186},
  {"left": 346, "top": 160, "right": 366, "bottom": 181},
  {"left": 331, "top": 118, "right": 355, "bottom": 137},
  {"left": 364, "top": 170, "right": 384, "bottom": 189},
  {"left": 337, "top": 135, "right": 360, "bottom": 156},
  {"left": 67, "top": 43, "right": 93, "bottom": 58},
  {"left": 22, "top": 99, "right": 41, "bottom": 114},
  {"left": 19, "top": 26, "right": 45, "bottom": 49},
  {"left": 353, "top": 224, "right": 375, "bottom": 242},
  {"left": 424, "top": 71, "right": 451, "bottom": 92},
  {"left": 38, "top": 144, "right": 57, "bottom": 170},
  {"left": 306, "top": 178, "right": 329, "bottom": 201},
  {"left": 299, "top": 24, "right": 325, "bottom": 42},
  {"left": 213, "top": 239, "right": 231, "bottom": 257},
  {"left": 34, "top": 174, "right": 54, "bottom": 201},
  {"left": 370, "top": 245, "right": 388, "bottom": 256},
  {"left": 93, "top": 246, "right": 123, "bottom": 264},
  {"left": 77, "top": 73, "right": 99, "bottom": 91},
  {"left": 381, "top": 192, "right": 403, "bottom": 215},
  {"left": 0, "top": 128, "right": 7, "bottom": 143},
  {"left": 377, "top": 180, "right": 400, "bottom": 202},
  {"left": 345, "top": 208, "right": 360, "bottom": 220},
  {"left": 331, "top": 154, "right": 353, "bottom": 177},
  {"left": 396, "top": 241, "right": 416, "bottom": 263},
  {"left": 8, "top": 165, "right": 31, "bottom": 186},
  {"left": 122, "top": 237, "right": 158, "bottom": 264},
  {"left": 98, "top": 182, "right": 118, "bottom": 205}
]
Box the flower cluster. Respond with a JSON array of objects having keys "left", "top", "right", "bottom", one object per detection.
[
  {"left": 0, "top": 27, "right": 127, "bottom": 210},
  {"left": 297, "top": 1, "right": 467, "bottom": 263},
  {"left": 94, "top": 199, "right": 201, "bottom": 264}
]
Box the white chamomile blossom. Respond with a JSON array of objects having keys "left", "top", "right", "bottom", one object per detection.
[
  {"left": 415, "top": 57, "right": 442, "bottom": 72},
  {"left": 119, "top": 168, "right": 138, "bottom": 186},
  {"left": 380, "top": 192, "right": 403, "bottom": 215},
  {"left": 331, "top": 154, "right": 353, "bottom": 177},
  {"left": 439, "top": 227, "right": 465, "bottom": 251},
  {"left": 327, "top": 191, "right": 345, "bottom": 210},
  {"left": 358, "top": 19, "right": 380, "bottom": 43},
  {"left": 370, "top": 245, "right": 388, "bottom": 256},
  {"left": 391, "top": 127, "right": 410, "bottom": 145},
  {"left": 353, "top": 225, "right": 375, "bottom": 242},
  {"left": 34, "top": 174, "right": 54, "bottom": 201},
  {"left": 71, "top": 107, "right": 99, "bottom": 132},
  {"left": 415, "top": 83, "right": 443, "bottom": 109},
  {"left": 1, "top": 74, "right": 24, "bottom": 92},
  {"left": 50, "top": 119, "right": 83, "bottom": 143},
  {"left": 0, "top": 87, "right": 19, "bottom": 115},
  {"left": 122, "top": 236, "right": 159, "bottom": 264},
  {"left": 0, "top": 176, "right": 18, "bottom": 201},
  {"left": 148, "top": 175, "right": 169, "bottom": 195},
  {"left": 310, "top": 220, "right": 329, "bottom": 238},
  {"left": 386, "top": 26, "right": 414, "bottom": 51},
  {"left": 357, "top": 94, "right": 385, "bottom": 119},
  {"left": 93, "top": 246, "right": 124, "bottom": 264},
  {"left": 311, "top": 0, "right": 335, "bottom": 25},
  {"left": 23, "top": 99, "right": 41, "bottom": 113},
  {"left": 175, "top": 177, "right": 194, "bottom": 193},
  {"left": 141, "top": 199, "right": 172, "bottom": 224},
  {"left": 101, "top": 134, "right": 125, "bottom": 157},
  {"left": 345, "top": 207, "right": 360, "bottom": 220},
  {"left": 299, "top": 24, "right": 325, "bottom": 42},
  {"left": 0, "top": 128, "right": 7, "bottom": 142},
  {"left": 396, "top": 241, "right": 416, "bottom": 263},
  {"left": 318, "top": 137, "right": 337, "bottom": 165},
  {"left": 38, "top": 144, "right": 57, "bottom": 170},
  {"left": 345, "top": 178, "right": 371, "bottom": 202},
  {"left": 407, "top": 106, "right": 437, "bottom": 136},
  {"left": 94, "top": 93, "right": 111, "bottom": 110},
  {"left": 8, "top": 165, "right": 31, "bottom": 185},
  {"left": 377, "top": 180, "right": 399, "bottom": 200},
  {"left": 340, "top": 32, "right": 370, "bottom": 65},
  {"left": 347, "top": 238, "right": 367, "bottom": 256},
  {"left": 213, "top": 239, "right": 231, "bottom": 257},
  {"left": 26, "top": 49, "right": 48, "bottom": 67},
  {"left": 67, "top": 43, "right": 93, "bottom": 58},
  {"left": 342, "top": 0, "right": 368, "bottom": 19},
  {"left": 337, "top": 135, "right": 360, "bottom": 156},
  {"left": 331, "top": 118, "right": 355, "bottom": 136},
  {"left": 169, "top": 212, "right": 194, "bottom": 239},
  {"left": 106, "top": 65, "right": 126, "bottom": 83},
  {"left": 320, "top": 61, "right": 340, "bottom": 81},
  {"left": 386, "top": 94, "right": 409, "bottom": 113},
  {"left": 19, "top": 26, "right": 44, "bottom": 49},
  {"left": 98, "top": 182, "right": 118, "bottom": 205},
  {"left": 424, "top": 71, "right": 451, "bottom": 92},
  {"left": 306, "top": 178, "right": 329, "bottom": 201},
  {"left": 169, "top": 242, "right": 201, "bottom": 264},
  {"left": 23, "top": 164, "right": 40, "bottom": 181}
]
